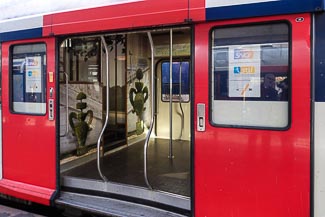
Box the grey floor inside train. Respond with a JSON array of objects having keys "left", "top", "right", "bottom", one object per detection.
[{"left": 62, "top": 138, "right": 191, "bottom": 197}]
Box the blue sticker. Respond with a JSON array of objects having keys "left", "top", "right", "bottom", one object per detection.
[{"left": 234, "top": 67, "right": 241, "bottom": 74}]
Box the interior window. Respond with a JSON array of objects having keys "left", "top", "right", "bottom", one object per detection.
[
  {"left": 11, "top": 43, "right": 46, "bottom": 114},
  {"left": 210, "top": 23, "right": 289, "bottom": 128},
  {"left": 161, "top": 61, "right": 190, "bottom": 102}
]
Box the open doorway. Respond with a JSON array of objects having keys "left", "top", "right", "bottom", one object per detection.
[{"left": 58, "top": 27, "right": 192, "bottom": 212}]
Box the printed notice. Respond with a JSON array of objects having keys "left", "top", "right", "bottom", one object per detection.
[
  {"left": 25, "top": 56, "right": 42, "bottom": 93},
  {"left": 228, "top": 44, "right": 261, "bottom": 97}
]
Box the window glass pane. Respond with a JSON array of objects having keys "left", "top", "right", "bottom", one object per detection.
[
  {"left": 60, "top": 37, "right": 101, "bottom": 83},
  {"left": 161, "top": 61, "right": 190, "bottom": 102},
  {"left": 11, "top": 44, "right": 46, "bottom": 114},
  {"left": 211, "top": 23, "right": 289, "bottom": 128}
]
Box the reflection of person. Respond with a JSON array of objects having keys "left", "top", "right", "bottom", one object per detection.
[
  {"left": 262, "top": 74, "right": 278, "bottom": 100},
  {"left": 29, "top": 93, "right": 38, "bottom": 102},
  {"left": 13, "top": 75, "right": 24, "bottom": 102},
  {"left": 277, "top": 78, "right": 288, "bottom": 101}
]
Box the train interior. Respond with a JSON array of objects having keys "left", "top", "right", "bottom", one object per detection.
[{"left": 58, "top": 27, "right": 192, "bottom": 213}]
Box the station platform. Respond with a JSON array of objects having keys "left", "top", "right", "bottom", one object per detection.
[
  {"left": 0, "top": 204, "right": 44, "bottom": 216},
  {"left": 0, "top": 199, "right": 65, "bottom": 217}
]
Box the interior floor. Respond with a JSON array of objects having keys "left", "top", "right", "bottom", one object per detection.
[{"left": 62, "top": 138, "right": 191, "bottom": 197}]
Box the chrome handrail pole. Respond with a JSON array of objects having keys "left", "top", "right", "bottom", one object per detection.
[
  {"left": 144, "top": 32, "right": 155, "bottom": 190},
  {"left": 169, "top": 29, "right": 174, "bottom": 158},
  {"left": 60, "top": 72, "right": 69, "bottom": 137},
  {"left": 179, "top": 62, "right": 184, "bottom": 140},
  {"left": 96, "top": 36, "right": 109, "bottom": 182}
]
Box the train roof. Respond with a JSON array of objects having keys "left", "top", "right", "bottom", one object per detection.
[
  {"left": 206, "top": 0, "right": 324, "bottom": 21},
  {"left": 0, "top": 0, "right": 324, "bottom": 42}
]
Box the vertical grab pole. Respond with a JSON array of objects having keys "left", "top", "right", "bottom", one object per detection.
[
  {"left": 169, "top": 29, "right": 174, "bottom": 158},
  {"left": 60, "top": 72, "right": 69, "bottom": 137},
  {"left": 144, "top": 32, "right": 155, "bottom": 190},
  {"left": 96, "top": 36, "right": 109, "bottom": 182},
  {"left": 65, "top": 73, "right": 69, "bottom": 136},
  {"left": 178, "top": 62, "right": 184, "bottom": 140}
]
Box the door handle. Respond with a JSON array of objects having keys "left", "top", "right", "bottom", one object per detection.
[
  {"left": 197, "top": 103, "right": 205, "bottom": 132},
  {"left": 49, "top": 87, "right": 54, "bottom": 98}
]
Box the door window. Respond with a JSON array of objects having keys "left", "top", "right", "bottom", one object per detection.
[
  {"left": 210, "top": 23, "right": 289, "bottom": 128},
  {"left": 11, "top": 43, "right": 47, "bottom": 114}
]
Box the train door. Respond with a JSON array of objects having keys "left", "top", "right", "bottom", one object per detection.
[
  {"left": 57, "top": 28, "right": 192, "bottom": 215},
  {"left": 0, "top": 38, "right": 57, "bottom": 205},
  {"left": 194, "top": 15, "right": 311, "bottom": 217}
]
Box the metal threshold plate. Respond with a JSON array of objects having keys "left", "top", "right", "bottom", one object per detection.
[
  {"left": 56, "top": 191, "right": 189, "bottom": 217},
  {"left": 61, "top": 176, "right": 191, "bottom": 211}
]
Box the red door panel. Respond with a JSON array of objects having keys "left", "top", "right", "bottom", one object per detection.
[
  {"left": 0, "top": 38, "right": 56, "bottom": 205},
  {"left": 194, "top": 14, "right": 310, "bottom": 217}
]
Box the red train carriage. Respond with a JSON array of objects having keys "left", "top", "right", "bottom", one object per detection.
[{"left": 0, "top": 0, "right": 323, "bottom": 216}]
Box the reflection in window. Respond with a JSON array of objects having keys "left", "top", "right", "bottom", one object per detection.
[
  {"left": 11, "top": 44, "right": 46, "bottom": 114},
  {"left": 161, "top": 61, "right": 190, "bottom": 102},
  {"left": 211, "top": 23, "right": 289, "bottom": 128},
  {"left": 60, "top": 37, "right": 100, "bottom": 83},
  {"left": 214, "top": 44, "right": 289, "bottom": 101}
]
